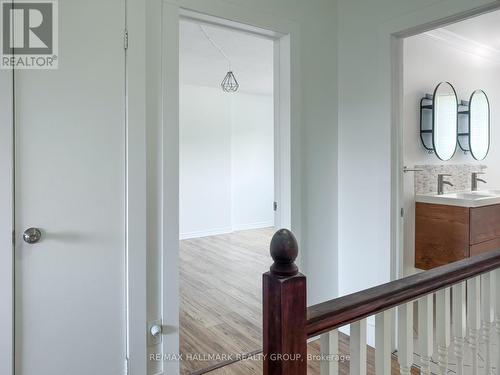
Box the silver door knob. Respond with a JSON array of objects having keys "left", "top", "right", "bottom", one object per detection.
[
  {"left": 150, "top": 324, "right": 162, "bottom": 338},
  {"left": 23, "top": 228, "right": 42, "bottom": 244}
]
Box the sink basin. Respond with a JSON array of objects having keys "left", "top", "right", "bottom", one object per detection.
[{"left": 416, "top": 190, "right": 500, "bottom": 207}]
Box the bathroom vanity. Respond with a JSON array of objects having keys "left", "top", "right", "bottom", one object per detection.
[
  {"left": 415, "top": 190, "right": 500, "bottom": 270},
  {"left": 413, "top": 82, "right": 492, "bottom": 270}
]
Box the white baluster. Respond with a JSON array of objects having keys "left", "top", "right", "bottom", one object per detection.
[
  {"left": 350, "top": 319, "right": 367, "bottom": 375},
  {"left": 375, "top": 310, "right": 392, "bottom": 374},
  {"left": 467, "top": 276, "right": 481, "bottom": 375},
  {"left": 481, "top": 272, "right": 495, "bottom": 374},
  {"left": 397, "top": 302, "right": 414, "bottom": 375},
  {"left": 320, "top": 330, "right": 338, "bottom": 375},
  {"left": 418, "top": 295, "right": 433, "bottom": 375},
  {"left": 436, "top": 288, "right": 451, "bottom": 375},
  {"left": 452, "top": 282, "right": 466, "bottom": 375},
  {"left": 495, "top": 269, "right": 500, "bottom": 375}
]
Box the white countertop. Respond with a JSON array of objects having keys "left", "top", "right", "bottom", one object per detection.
[{"left": 415, "top": 190, "right": 500, "bottom": 208}]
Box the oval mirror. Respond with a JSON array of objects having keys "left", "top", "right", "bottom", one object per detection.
[
  {"left": 433, "top": 82, "right": 458, "bottom": 161},
  {"left": 469, "top": 90, "right": 490, "bottom": 160}
]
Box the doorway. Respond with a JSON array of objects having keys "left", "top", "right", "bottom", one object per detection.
[
  {"left": 159, "top": 5, "right": 297, "bottom": 374},
  {"left": 177, "top": 13, "right": 291, "bottom": 375},
  {"left": 393, "top": 5, "right": 500, "bottom": 279}
]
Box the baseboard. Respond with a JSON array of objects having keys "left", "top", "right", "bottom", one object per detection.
[
  {"left": 180, "top": 221, "right": 274, "bottom": 240},
  {"left": 180, "top": 226, "right": 233, "bottom": 240},
  {"left": 232, "top": 220, "right": 274, "bottom": 231}
]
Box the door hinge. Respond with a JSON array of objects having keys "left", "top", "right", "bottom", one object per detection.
[
  {"left": 12, "top": 230, "right": 15, "bottom": 246},
  {"left": 123, "top": 29, "right": 129, "bottom": 50},
  {"left": 400, "top": 207, "right": 404, "bottom": 217},
  {"left": 273, "top": 201, "right": 278, "bottom": 211}
]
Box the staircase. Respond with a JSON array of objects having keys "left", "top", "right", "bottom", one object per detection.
[{"left": 263, "top": 229, "right": 500, "bottom": 375}]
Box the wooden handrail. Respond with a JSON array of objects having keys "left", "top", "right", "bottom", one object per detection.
[
  {"left": 262, "top": 229, "right": 500, "bottom": 375},
  {"left": 306, "top": 248, "right": 500, "bottom": 338}
]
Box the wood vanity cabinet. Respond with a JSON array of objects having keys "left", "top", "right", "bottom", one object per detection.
[{"left": 415, "top": 202, "right": 500, "bottom": 270}]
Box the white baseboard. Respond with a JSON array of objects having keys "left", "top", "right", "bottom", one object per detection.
[
  {"left": 179, "top": 226, "right": 233, "bottom": 240},
  {"left": 180, "top": 221, "right": 274, "bottom": 240},
  {"left": 232, "top": 220, "right": 274, "bottom": 231}
]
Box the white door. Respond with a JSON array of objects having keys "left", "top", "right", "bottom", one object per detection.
[{"left": 13, "top": 0, "right": 126, "bottom": 374}]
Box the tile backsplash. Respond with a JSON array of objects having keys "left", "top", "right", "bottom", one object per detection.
[{"left": 414, "top": 164, "right": 487, "bottom": 194}]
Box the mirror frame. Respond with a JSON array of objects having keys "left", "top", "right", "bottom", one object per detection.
[
  {"left": 432, "top": 81, "right": 458, "bottom": 161},
  {"left": 468, "top": 89, "right": 490, "bottom": 161}
]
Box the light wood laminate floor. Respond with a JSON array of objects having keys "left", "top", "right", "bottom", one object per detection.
[{"left": 180, "top": 228, "right": 274, "bottom": 374}]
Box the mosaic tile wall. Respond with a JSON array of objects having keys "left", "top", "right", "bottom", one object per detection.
[{"left": 414, "top": 164, "right": 487, "bottom": 194}]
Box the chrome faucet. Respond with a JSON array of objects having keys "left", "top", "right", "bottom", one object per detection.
[
  {"left": 437, "top": 174, "right": 453, "bottom": 195},
  {"left": 471, "top": 172, "right": 486, "bottom": 191}
]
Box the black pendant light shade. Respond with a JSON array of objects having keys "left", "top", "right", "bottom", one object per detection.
[{"left": 221, "top": 71, "right": 239, "bottom": 93}]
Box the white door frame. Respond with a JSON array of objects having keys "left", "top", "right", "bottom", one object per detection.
[
  {"left": 387, "top": 1, "right": 500, "bottom": 281},
  {"left": 159, "top": 1, "right": 300, "bottom": 373},
  {"left": 0, "top": 68, "right": 14, "bottom": 375},
  {"left": 0, "top": 0, "right": 149, "bottom": 373},
  {"left": 126, "top": 0, "right": 148, "bottom": 373}
]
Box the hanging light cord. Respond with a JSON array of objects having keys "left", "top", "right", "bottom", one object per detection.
[{"left": 199, "top": 24, "right": 232, "bottom": 70}]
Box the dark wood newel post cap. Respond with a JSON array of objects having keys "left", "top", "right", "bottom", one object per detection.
[{"left": 270, "top": 229, "right": 299, "bottom": 277}]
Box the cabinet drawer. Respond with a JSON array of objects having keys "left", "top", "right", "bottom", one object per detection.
[
  {"left": 415, "top": 203, "right": 470, "bottom": 270},
  {"left": 470, "top": 205, "right": 500, "bottom": 244},
  {"left": 470, "top": 238, "right": 500, "bottom": 257}
]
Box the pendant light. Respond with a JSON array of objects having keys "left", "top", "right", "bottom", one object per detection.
[
  {"left": 199, "top": 24, "right": 239, "bottom": 93},
  {"left": 221, "top": 71, "right": 239, "bottom": 92}
]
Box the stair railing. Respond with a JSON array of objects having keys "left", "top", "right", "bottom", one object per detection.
[{"left": 263, "top": 229, "right": 500, "bottom": 375}]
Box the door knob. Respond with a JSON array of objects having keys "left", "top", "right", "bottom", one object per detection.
[
  {"left": 150, "top": 324, "right": 162, "bottom": 338},
  {"left": 23, "top": 228, "right": 42, "bottom": 244}
]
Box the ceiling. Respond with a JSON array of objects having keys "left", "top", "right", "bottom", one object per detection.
[
  {"left": 442, "top": 10, "right": 500, "bottom": 51},
  {"left": 180, "top": 10, "right": 500, "bottom": 96},
  {"left": 180, "top": 20, "right": 274, "bottom": 96}
]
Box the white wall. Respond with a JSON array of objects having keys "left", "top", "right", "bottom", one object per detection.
[
  {"left": 179, "top": 84, "right": 274, "bottom": 238},
  {"left": 402, "top": 31, "right": 500, "bottom": 274},
  {"left": 179, "top": 85, "right": 233, "bottom": 237},
  {"left": 231, "top": 91, "right": 275, "bottom": 230},
  {"left": 338, "top": 0, "right": 499, "bottom": 297}
]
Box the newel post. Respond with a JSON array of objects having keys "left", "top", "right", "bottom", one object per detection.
[{"left": 263, "top": 229, "right": 307, "bottom": 375}]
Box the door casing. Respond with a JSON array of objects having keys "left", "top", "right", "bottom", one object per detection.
[
  {"left": 156, "top": 2, "right": 300, "bottom": 373},
  {"left": 0, "top": 67, "right": 14, "bottom": 375}
]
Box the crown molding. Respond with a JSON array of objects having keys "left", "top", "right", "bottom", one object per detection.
[{"left": 423, "top": 28, "right": 500, "bottom": 65}]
